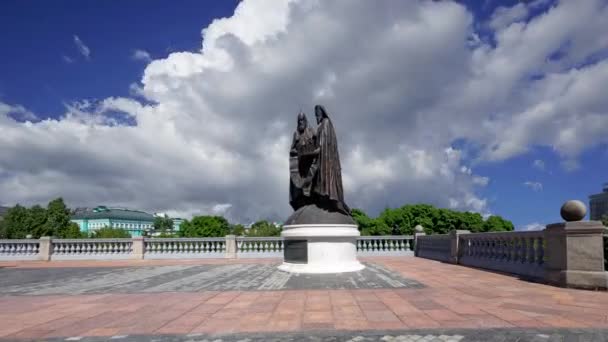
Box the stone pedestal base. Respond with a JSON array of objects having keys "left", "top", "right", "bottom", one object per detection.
[
  {"left": 545, "top": 270, "right": 608, "bottom": 290},
  {"left": 278, "top": 224, "right": 365, "bottom": 274}
]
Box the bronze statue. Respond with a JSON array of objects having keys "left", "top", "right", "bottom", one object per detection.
[
  {"left": 288, "top": 105, "right": 351, "bottom": 222},
  {"left": 289, "top": 112, "right": 316, "bottom": 210}
]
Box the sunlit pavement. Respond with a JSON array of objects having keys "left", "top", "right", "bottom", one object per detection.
[{"left": 1, "top": 257, "right": 607, "bottom": 341}]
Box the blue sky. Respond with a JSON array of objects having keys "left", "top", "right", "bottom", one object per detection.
[
  {"left": 0, "top": 1, "right": 237, "bottom": 116},
  {"left": 0, "top": 0, "right": 607, "bottom": 228}
]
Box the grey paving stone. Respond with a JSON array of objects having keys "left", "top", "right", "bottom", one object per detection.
[
  {"left": 0, "top": 262, "right": 423, "bottom": 295},
  {"left": 8, "top": 329, "right": 607, "bottom": 342}
]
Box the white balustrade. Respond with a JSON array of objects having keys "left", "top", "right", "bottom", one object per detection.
[
  {"left": 144, "top": 238, "right": 226, "bottom": 259},
  {"left": 51, "top": 239, "right": 133, "bottom": 260},
  {"left": 0, "top": 235, "right": 426, "bottom": 261},
  {"left": 356, "top": 236, "right": 414, "bottom": 256},
  {"left": 458, "top": 231, "right": 545, "bottom": 278},
  {"left": 236, "top": 237, "right": 283, "bottom": 258},
  {"left": 0, "top": 239, "right": 40, "bottom": 260}
]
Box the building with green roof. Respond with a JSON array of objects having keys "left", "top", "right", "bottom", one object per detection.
[{"left": 71, "top": 206, "right": 154, "bottom": 237}]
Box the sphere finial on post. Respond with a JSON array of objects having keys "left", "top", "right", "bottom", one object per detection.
[{"left": 560, "top": 200, "right": 587, "bottom": 222}]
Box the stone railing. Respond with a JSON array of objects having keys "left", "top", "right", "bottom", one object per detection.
[
  {"left": 0, "top": 239, "right": 40, "bottom": 260},
  {"left": 458, "top": 231, "right": 545, "bottom": 279},
  {"left": 414, "top": 215, "right": 607, "bottom": 289},
  {"left": 0, "top": 235, "right": 423, "bottom": 261},
  {"left": 236, "top": 237, "right": 283, "bottom": 258},
  {"left": 52, "top": 238, "right": 133, "bottom": 260},
  {"left": 144, "top": 238, "right": 226, "bottom": 259},
  {"left": 604, "top": 231, "right": 608, "bottom": 271},
  {"left": 414, "top": 233, "right": 452, "bottom": 262},
  {"left": 357, "top": 236, "right": 414, "bottom": 256}
]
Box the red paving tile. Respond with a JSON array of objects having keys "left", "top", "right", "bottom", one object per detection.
[{"left": 1, "top": 256, "right": 607, "bottom": 339}]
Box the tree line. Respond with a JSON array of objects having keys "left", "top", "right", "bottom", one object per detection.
[
  {"left": 353, "top": 204, "right": 514, "bottom": 235},
  {"left": 1, "top": 199, "right": 516, "bottom": 239}
]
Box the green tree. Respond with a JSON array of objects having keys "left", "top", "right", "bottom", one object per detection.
[
  {"left": 601, "top": 214, "right": 608, "bottom": 227},
  {"left": 26, "top": 205, "right": 48, "bottom": 238},
  {"left": 482, "top": 215, "right": 514, "bottom": 232},
  {"left": 45, "top": 198, "right": 73, "bottom": 237},
  {"left": 246, "top": 220, "right": 282, "bottom": 237},
  {"left": 353, "top": 209, "right": 392, "bottom": 236},
  {"left": 3, "top": 204, "right": 29, "bottom": 238},
  {"left": 0, "top": 219, "right": 6, "bottom": 238},
  {"left": 61, "top": 222, "right": 87, "bottom": 238},
  {"left": 178, "top": 215, "right": 229, "bottom": 237},
  {"left": 231, "top": 224, "right": 245, "bottom": 236},
  {"left": 457, "top": 211, "right": 484, "bottom": 232},
  {"left": 91, "top": 226, "right": 131, "bottom": 238},
  {"left": 153, "top": 215, "right": 174, "bottom": 233}
]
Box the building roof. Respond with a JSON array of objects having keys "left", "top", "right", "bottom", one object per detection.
[{"left": 71, "top": 206, "right": 154, "bottom": 221}]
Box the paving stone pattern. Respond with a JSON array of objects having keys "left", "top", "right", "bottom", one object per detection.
[
  {"left": 0, "top": 262, "right": 423, "bottom": 295},
  {"left": 24, "top": 329, "right": 608, "bottom": 342},
  {"left": 1, "top": 257, "right": 608, "bottom": 341}
]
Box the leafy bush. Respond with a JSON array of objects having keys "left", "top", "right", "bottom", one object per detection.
[
  {"left": 246, "top": 220, "right": 281, "bottom": 237},
  {"left": 178, "top": 215, "right": 229, "bottom": 237},
  {"left": 353, "top": 204, "right": 513, "bottom": 236},
  {"left": 90, "top": 227, "right": 131, "bottom": 238}
]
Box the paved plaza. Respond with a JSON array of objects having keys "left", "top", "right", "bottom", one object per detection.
[{"left": 0, "top": 257, "right": 607, "bottom": 341}]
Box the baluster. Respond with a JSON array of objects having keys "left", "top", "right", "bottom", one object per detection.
[
  {"left": 520, "top": 238, "right": 527, "bottom": 263},
  {"left": 513, "top": 238, "right": 521, "bottom": 263},
  {"left": 486, "top": 238, "right": 492, "bottom": 259},
  {"left": 536, "top": 237, "right": 544, "bottom": 265},
  {"left": 518, "top": 238, "right": 526, "bottom": 263},
  {"left": 404, "top": 239, "right": 410, "bottom": 251},
  {"left": 527, "top": 237, "right": 535, "bottom": 264}
]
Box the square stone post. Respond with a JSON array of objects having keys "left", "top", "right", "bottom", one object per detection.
[
  {"left": 225, "top": 235, "right": 237, "bottom": 259},
  {"left": 414, "top": 232, "right": 426, "bottom": 256},
  {"left": 449, "top": 230, "right": 470, "bottom": 264},
  {"left": 544, "top": 221, "right": 607, "bottom": 289},
  {"left": 131, "top": 237, "right": 145, "bottom": 260},
  {"left": 38, "top": 237, "right": 52, "bottom": 261}
]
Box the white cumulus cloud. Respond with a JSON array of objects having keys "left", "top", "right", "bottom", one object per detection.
[
  {"left": 73, "top": 35, "right": 91, "bottom": 60},
  {"left": 1, "top": 0, "right": 607, "bottom": 223},
  {"left": 524, "top": 181, "right": 543, "bottom": 192},
  {"left": 132, "top": 49, "right": 152, "bottom": 62}
]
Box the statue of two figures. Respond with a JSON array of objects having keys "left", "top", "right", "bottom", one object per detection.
[{"left": 286, "top": 105, "right": 354, "bottom": 225}]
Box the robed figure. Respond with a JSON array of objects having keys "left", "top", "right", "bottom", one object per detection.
[
  {"left": 289, "top": 112, "right": 317, "bottom": 210},
  {"left": 288, "top": 106, "right": 351, "bottom": 213},
  {"left": 310, "top": 105, "right": 351, "bottom": 215}
]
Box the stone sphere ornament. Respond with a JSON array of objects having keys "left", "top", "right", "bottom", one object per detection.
[
  {"left": 560, "top": 200, "right": 587, "bottom": 222},
  {"left": 414, "top": 225, "right": 424, "bottom": 233}
]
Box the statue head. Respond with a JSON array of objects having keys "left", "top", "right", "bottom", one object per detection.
[
  {"left": 314, "top": 105, "right": 328, "bottom": 124},
  {"left": 297, "top": 112, "right": 307, "bottom": 133}
]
